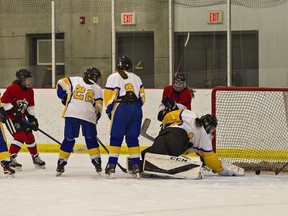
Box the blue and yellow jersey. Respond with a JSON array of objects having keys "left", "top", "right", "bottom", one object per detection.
[
  {"left": 0, "top": 98, "right": 9, "bottom": 161},
  {"left": 56, "top": 76, "right": 103, "bottom": 124},
  {"left": 104, "top": 71, "right": 145, "bottom": 115}
]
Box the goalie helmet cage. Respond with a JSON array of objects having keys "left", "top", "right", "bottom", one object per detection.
[{"left": 211, "top": 86, "right": 288, "bottom": 171}]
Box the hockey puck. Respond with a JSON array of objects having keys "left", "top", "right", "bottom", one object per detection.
[{"left": 255, "top": 170, "right": 261, "bottom": 175}]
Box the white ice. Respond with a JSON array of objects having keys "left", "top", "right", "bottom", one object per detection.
[{"left": 1, "top": 153, "right": 288, "bottom": 216}]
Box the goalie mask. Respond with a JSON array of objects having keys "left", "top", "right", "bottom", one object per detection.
[
  {"left": 84, "top": 67, "right": 101, "bottom": 84},
  {"left": 16, "top": 69, "right": 33, "bottom": 88},
  {"left": 200, "top": 114, "right": 218, "bottom": 134},
  {"left": 173, "top": 73, "right": 186, "bottom": 92},
  {"left": 117, "top": 56, "right": 134, "bottom": 72}
]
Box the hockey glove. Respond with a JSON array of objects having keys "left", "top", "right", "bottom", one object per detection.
[
  {"left": 12, "top": 107, "right": 23, "bottom": 120},
  {"left": 157, "top": 110, "right": 166, "bottom": 121},
  {"left": 162, "top": 97, "right": 178, "bottom": 112},
  {"left": 28, "top": 116, "right": 39, "bottom": 131},
  {"left": 106, "top": 109, "right": 111, "bottom": 120},
  {"left": 0, "top": 107, "right": 7, "bottom": 123},
  {"left": 61, "top": 93, "right": 68, "bottom": 106}
]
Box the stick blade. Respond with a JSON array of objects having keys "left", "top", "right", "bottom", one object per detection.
[
  {"left": 140, "top": 118, "right": 154, "bottom": 141},
  {"left": 141, "top": 118, "right": 151, "bottom": 133}
]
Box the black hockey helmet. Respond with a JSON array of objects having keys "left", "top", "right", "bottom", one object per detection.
[
  {"left": 16, "top": 69, "right": 32, "bottom": 81},
  {"left": 200, "top": 114, "right": 218, "bottom": 134},
  {"left": 175, "top": 73, "right": 186, "bottom": 82},
  {"left": 16, "top": 69, "right": 33, "bottom": 88},
  {"left": 173, "top": 73, "right": 186, "bottom": 92},
  {"left": 84, "top": 67, "right": 101, "bottom": 83},
  {"left": 117, "top": 56, "right": 133, "bottom": 72}
]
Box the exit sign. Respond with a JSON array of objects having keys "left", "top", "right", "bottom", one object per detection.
[
  {"left": 208, "top": 11, "right": 223, "bottom": 24},
  {"left": 121, "top": 13, "right": 136, "bottom": 25}
]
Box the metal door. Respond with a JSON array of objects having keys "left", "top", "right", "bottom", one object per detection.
[{"left": 117, "top": 33, "right": 154, "bottom": 88}]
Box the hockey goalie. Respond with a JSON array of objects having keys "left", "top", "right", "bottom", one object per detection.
[{"left": 139, "top": 109, "right": 245, "bottom": 179}]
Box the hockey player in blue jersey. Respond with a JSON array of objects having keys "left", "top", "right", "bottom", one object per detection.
[
  {"left": 0, "top": 96, "right": 15, "bottom": 177},
  {"left": 104, "top": 56, "right": 146, "bottom": 178}
]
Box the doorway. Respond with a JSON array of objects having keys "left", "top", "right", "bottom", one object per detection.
[{"left": 117, "top": 32, "right": 154, "bottom": 88}]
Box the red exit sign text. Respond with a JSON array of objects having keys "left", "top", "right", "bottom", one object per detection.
[
  {"left": 208, "top": 11, "right": 223, "bottom": 24},
  {"left": 121, "top": 13, "right": 136, "bottom": 25}
]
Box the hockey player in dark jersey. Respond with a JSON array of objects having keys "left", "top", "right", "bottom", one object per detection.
[{"left": 1, "top": 69, "right": 45, "bottom": 170}]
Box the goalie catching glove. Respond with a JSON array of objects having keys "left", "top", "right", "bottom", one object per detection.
[{"left": 218, "top": 159, "right": 245, "bottom": 176}]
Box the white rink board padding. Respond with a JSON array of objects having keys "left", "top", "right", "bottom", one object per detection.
[{"left": 143, "top": 153, "right": 203, "bottom": 179}]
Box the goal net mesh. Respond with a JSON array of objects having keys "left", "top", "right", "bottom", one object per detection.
[
  {"left": 0, "top": 0, "right": 286, "bottom": 14},
  {"left": 212, "top": 87, "right": 288, "bottom": 171}
]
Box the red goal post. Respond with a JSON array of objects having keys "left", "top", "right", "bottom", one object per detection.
[{"left": 211, "top": 87, "right": 288, "bottom": 171}]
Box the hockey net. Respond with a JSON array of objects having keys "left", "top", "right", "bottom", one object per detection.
[{"left": 212, "top": 87, "right": 288, "bottom": 171}]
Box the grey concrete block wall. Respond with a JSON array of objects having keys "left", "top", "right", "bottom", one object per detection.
[
  {"left": 1, "top": 1, "right": 288, "bottom": 88},
  {"left": 0, "top": 0, "right": 169, "bottom": 88}
]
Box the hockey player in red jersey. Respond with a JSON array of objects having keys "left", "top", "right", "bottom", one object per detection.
[
  {"left": 1, "top": 69, "right": 45, "bottom": 170},
  {"left": 158, "top": 73, "right": 194, "bottom": 121},
  {"left": 162, "top": 73, "right": 193, "bottom": 110}
]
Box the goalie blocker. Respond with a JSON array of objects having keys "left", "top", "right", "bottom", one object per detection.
[{"left": 142, "top": 153, "right": 203, "bottom": 180}]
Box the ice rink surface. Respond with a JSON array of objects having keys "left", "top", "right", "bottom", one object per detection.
[{"left": 1, "top": 153, "right": 288, "bottom": 216}]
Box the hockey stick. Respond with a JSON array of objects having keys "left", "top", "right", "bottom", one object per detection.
[
  {"left": 96, "top": 136, "right": 127, "bottom": 173},
  {"left": 275, "top": 162, "right": 288, "bottom": 175},
  {"left": 22, "top": 118, "right": 62, "bottom": 145},
  {"left": 21, "top": 118, "right": 86, "bottom": 153},
  {"left": 175, "top": 32, "right": 190, "bottom": 77},
  {"left": 140, "top": 118, "right": 154, "bottom": 142}
]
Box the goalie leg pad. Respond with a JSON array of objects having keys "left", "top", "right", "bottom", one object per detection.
[
  {"left": 143, "top": 153, "right": 203, "bottom": 180},
  {"left": 219, "top": 159, "right": 245, "bottom": 176}
]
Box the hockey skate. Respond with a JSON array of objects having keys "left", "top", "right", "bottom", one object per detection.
[
  {"left": 32, "top": 153, "right": 46, "bottom": 169},
  {"left": 132, "top": 164, "right": 141, "bottom": 179},
  {"left": 10, "top": 154, "right": 22, "bottom": 171},
  {"left": 92, "top": 158, "right": 102, "bottom": 174},
  {"left": 127, "top": 158, "right": 143, "bottom": 173},
  {"left": 126, "top": 157, "right": 133, "bottom": 174},
  {"left": 126, "top": 158, "right": 141, "bottom": 179},
  {"left": 56, "top": 158, "right": 67, "bottom": 177},
  {"left": 105, "top": 163, "right": 116, "bottom": 179},
  {"left": 1, "top": 160, "right": 15, "bottom": 178}
]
